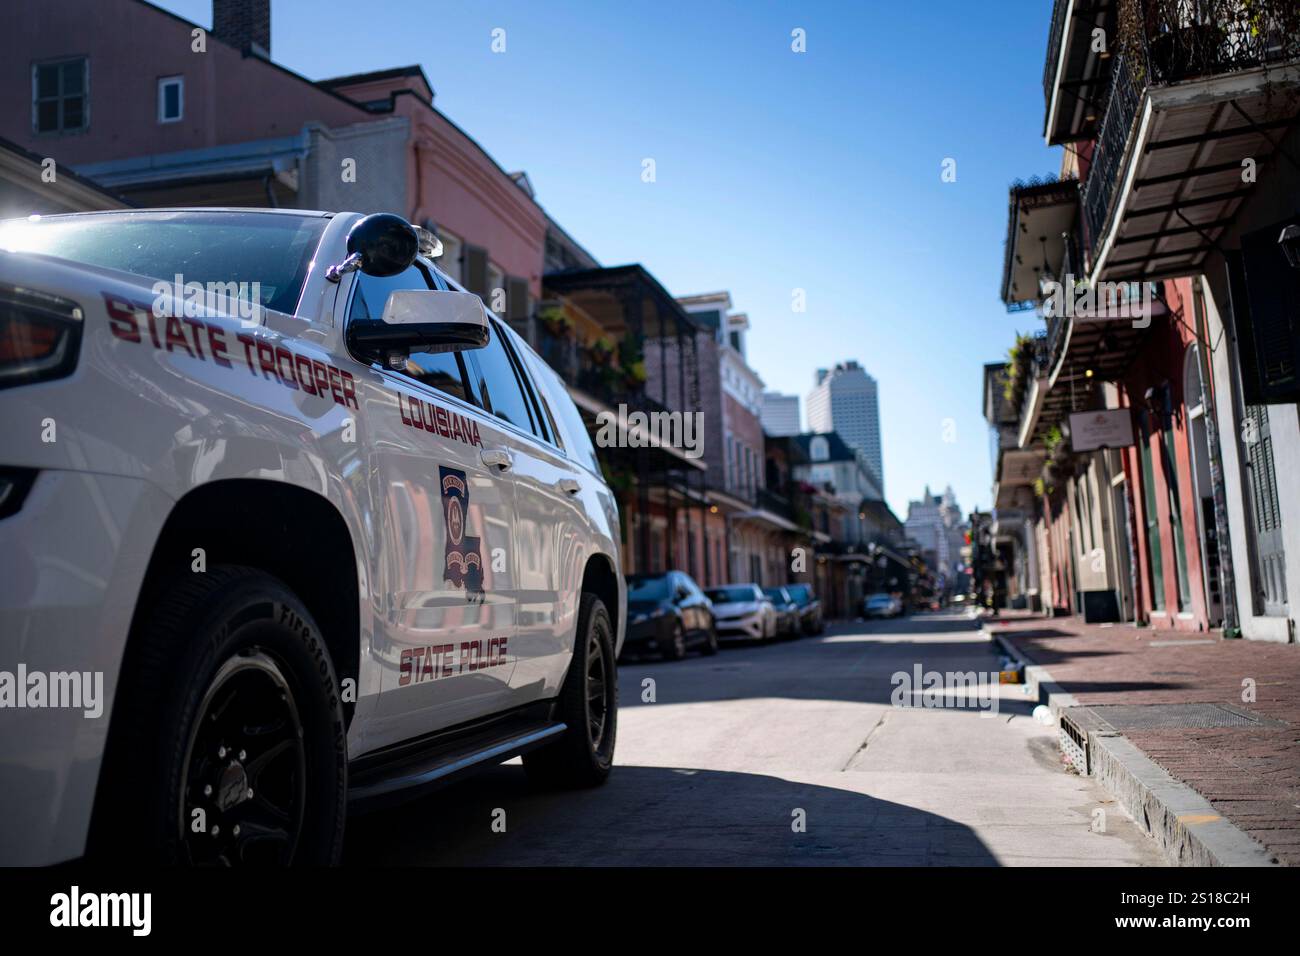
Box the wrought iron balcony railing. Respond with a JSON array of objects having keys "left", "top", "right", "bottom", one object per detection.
[
  {"left": 1017, "top": 330, "right": 1052, "bottom": 431},
  {"left": 756, "top": 486, "right": 796, "bottom": 522},
  {"left": 1044, "top": 229, "right": 1082, "bottom": 368},
  {"left": 1082, "top": 0, "right": 1300, "bottom": 263},
  {"left": 1043, "top": 0, "right": 1072, "bottom": 105},
  {"left": 534, "top": 322, "right": 673, "bottom": 419},
  {"left": 1133, "top": 0, "right": 1300, "bottom": 86},
  {"left": 1081, "top": 52, "right": 1144, "bottom": 265}
]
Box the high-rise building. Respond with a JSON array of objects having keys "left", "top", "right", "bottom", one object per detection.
[
  {"left": 904, "top": 485, "right": 967, "bottom": 588},
  {"left": 761, "top": 391, "right": 800, "bottom": 436},
  {"left": 806, "top": 361, "right": 883, "bottom": 495}
]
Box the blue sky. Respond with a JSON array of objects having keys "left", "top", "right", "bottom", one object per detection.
[{"left": 160, "top": 0, "right": 1061, "bottom": 519}]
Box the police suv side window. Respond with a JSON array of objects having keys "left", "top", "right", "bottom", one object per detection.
[
  {"left": 349, "top": 263, "right": 471, "bottom": 404},
  {"left": 464, "top": 320, "right": 544, "bottom": 439}
]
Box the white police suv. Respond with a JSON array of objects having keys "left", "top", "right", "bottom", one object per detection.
[{"left": 0, "top": 209, "right": 624, "bottom": 865}]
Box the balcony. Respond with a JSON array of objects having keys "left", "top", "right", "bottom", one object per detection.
[
  {"left": 1043, "top": 0, "right": 1119, "bottom": 145},
  {"left": 756, "top": 486, "right": 796, "bottom": 523},
  {"left": 533, "top": 320, "right": 673, "bottom": 419},
  {"left": 999, "top": 168, "right": 1166, "bottom": 442},
  {"left": 984, "top": 335, "right": 1047, "bottom": 511},
  {"left": 1011, "top": 331, "right": 1054, "bottom": 449},
  {"left": 1001, "top": 177, "right": 1081, "bottom": 311},
  {"left": 540, "top": 264, "right": 702, "bottom": 422},
  {"left": 1082, "top": 0, "right": 1300, "bottom": 283}
]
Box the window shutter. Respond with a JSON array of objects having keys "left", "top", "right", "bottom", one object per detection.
[
  {"left": 506, "top": 276, "right": 530, "bottom": 322},
  {"left": 1239, "top": 220, "right": 1300, "bottom": 403},
  {"left": 463, "top": 244, "right": 489, "bottom": 298}
]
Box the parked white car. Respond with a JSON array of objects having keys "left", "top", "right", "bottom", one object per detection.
[
  {"left": 0, "top": 208, "right": 625, "bottom": 865},
  {"left": 706, "top": 584, "right": 777, "bottom": 642}
]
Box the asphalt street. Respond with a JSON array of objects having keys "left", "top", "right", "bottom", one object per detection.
[{"left": 346, "top": 610, "right": 1166, "bottom": 866}]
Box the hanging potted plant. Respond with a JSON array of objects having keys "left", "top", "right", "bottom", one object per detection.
[
  {"left": 538, "top": 305, "right": 573, "bottom": 339},
  {"left": 1001, "top": 333, "right": 1036, "bottom": 410},
  {"left": 623, "top": 359, "right": 647, "bottom": 389}
]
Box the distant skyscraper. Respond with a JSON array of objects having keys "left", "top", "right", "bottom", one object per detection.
[
  {"left": 905, "top": 485, "right": 967, "bottom": 584},
  {"left": 761, "top": 391, "right": 800, "bottom": 436},
  {"left": 806, "top": 361, "right": 883, "bottom": 495}
]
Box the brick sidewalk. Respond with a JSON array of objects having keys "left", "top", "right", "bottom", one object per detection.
[{"left": 985, "top": 612, "right": 1300, "bottom": 866}]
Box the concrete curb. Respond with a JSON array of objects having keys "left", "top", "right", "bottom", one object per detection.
[{"left": 982, "top": 624, "right": 1279, "bottom": 868}]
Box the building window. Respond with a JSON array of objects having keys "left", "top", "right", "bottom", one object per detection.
[
  {"left": 437, "top": 230, "right": 463, "bottom": 285},
  {"left": 487, "top": 263, "right": 505, "bottom": 314},
  {"left": 158, "top": 75, "right": 183, "bottom": 123},
  {"left": 33, "top": 57, "right": 88, "bottom": 133}
]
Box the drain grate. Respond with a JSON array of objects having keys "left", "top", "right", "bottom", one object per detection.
[
  {"left": 1086, "top": 702, "right": 1285, "bottom": 731},
  {"left": 1059, "top": 712, "right": 1089, "bottom": 773}
]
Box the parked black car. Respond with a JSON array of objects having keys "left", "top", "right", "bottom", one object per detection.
[
  {"left": 784, "top": 583, "right": 825, "bottom": 635},
  {"left": 763, "top": 586, "right": 802, "bottom": 638},
  {"left": 623, "top": 571, "right": 718, "bottom": 660}
]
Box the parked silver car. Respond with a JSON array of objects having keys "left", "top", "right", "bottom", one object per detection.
[{"left": 706, "top": 584, "right": 777, "bottom": 642}]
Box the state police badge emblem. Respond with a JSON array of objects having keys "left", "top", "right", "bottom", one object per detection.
[{"left": 440, "top": 466, "right": 484, "bottom": 596}]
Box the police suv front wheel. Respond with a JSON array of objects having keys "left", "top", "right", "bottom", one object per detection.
[
  {"left": 90, "top": 566, "right": 348, "bottom": 865},
  {"left": 523, "top": 593, "right": 617, "bottom": 788}
]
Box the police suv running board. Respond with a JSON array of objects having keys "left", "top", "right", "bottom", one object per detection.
[{"left": 347, "top": 702, "right": 565, "bottom": 812}]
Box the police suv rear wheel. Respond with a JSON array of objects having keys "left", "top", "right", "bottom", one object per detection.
[
  {"left": 90, "top": 566, "right": 347, "bottom": 865},
  {"left": 523, "top": 593, "right": 617, "bottom": 788}
]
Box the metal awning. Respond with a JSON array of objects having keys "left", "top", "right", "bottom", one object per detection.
[
  {"left": 1001, "top": 178, "right": 1081, "bottom": 308},
  {"left": 733, "top": 508, "right": 801, "bottom": 534},
  {"left": 1042, "top": 0, "right": 1117, "bottom": 146},
  {"left": 543, "top": 264, "right": 702, "bottom": 338},
  {"left": 1090, "top": 64, "right": 1300, "bottom": 283}
]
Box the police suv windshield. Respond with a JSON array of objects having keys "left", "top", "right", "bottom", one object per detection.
[{"left": 0, "top": 210, "right": 328, "bottom": 316}]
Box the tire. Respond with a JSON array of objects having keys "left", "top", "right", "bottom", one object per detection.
[
  {"left": 90, "top": 566, "right": 347, "bottom": 865},
  {"left": 523, "top": 593, "right": 617, "bottom": 788},
  {"left": 663, "top": 619, "right": 688, "bottom": 661},
  {"left": 700, "top": 624, "right": 719, "bottom": 656}
]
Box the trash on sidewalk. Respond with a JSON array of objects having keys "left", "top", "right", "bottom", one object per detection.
[{"left": 997, "top": 656, "right": 1024, "bottom": 684}]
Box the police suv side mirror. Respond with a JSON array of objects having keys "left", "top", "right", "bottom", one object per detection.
[{"left": 348, "top": 290, "right": 491, "bottom": 368}]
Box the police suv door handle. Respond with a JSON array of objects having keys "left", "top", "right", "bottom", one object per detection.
[
  {"left": 557, "top": 478, "right": 581, "bottom": 495},
  {"left": 480, "top": 448, "right": 513, "bottom": 472}
]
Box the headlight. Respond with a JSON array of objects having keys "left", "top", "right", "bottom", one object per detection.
[{"left": 0, "top": 284, "right": 83, "bottom": 389}]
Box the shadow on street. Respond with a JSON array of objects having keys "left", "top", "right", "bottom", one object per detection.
[{"left": 345, "top": 762, "right": 999, "bottom": 866}]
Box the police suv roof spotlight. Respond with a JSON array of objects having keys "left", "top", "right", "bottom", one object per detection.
[
  {"left": 326, "top": 213, "right": 420, "bottom": 282},
  {"left": 1279, "top": 223, "right": 1300, "bottom": 270}
]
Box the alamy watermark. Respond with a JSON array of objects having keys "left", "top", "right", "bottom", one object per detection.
[
  {"left": 50, "top": 886, "right": 150, "bottom": 936},
  {"left": 0, "top": 665, "right": 103, "bottom": 718},
  {"left": 151, "top": 274, "right": 264, "bottom": 326},
  {"left": 890, "top": 664, "right": 1000, "bottom": 717},
  {"left": 595, "top": 403, "right": 704, "bottom": 459},
  {"left": 1041, "top": 275, "right": 1154, "bottom": 329}
]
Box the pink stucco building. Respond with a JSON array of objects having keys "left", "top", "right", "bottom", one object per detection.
[{"left": 4, "top": 0, "right": 546, "bottom": 309}]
